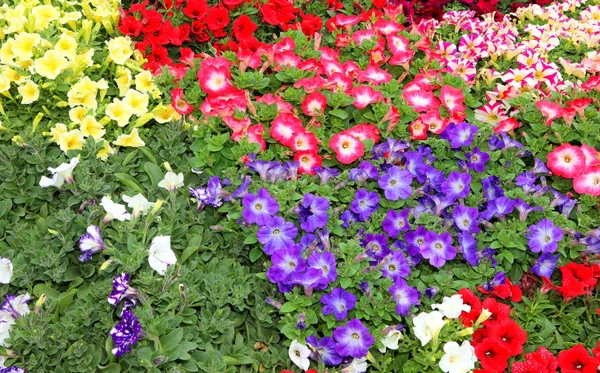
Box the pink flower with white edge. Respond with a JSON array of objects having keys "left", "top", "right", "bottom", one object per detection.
[
  {"left": 301, "top": 91, "right": 327, "bottom": 117},
  {"left": 386, "top": 34, "right": 411, "bottom": 56},
  {"left": 581, "top": 143, "right": 600, "bottom": 169},
  {"left": 547, "top": 144, "right": 586, "bottom": 179},
  {"left": 404, "top": 90, "right": 440, "bottom": 113},
  {"left": 345, "top": 123, "right": 380, "bottom": 144},
  {"left": 535, "top": 100, "right": 563, "bottom": 126},
  {"left": 351, "top": 86, "right": 383, "bottom": 109},
  {"left": 171, "top": 88, "right": 194, "bottom": 115},
  {"left": 270, "top": 113, "right": 303, "bottom": 147},
  {"left": 290, "top": 130, "right": 319, "bottom": 152},
  {"left": 574, "top": 167, "right": 600, "bottom": 196},
  {"left": 329, "top": 132, "right": 364, "bottom": 164},
  {"left": 439, "top": 85, "right": 465, "bottom": 114},
  {"left": 197, "top": 65, "right": 234, "bottom": 96}
]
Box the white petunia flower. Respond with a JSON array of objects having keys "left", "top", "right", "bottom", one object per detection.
[
  {"left": 0, "top": 258, "right": 12, "bottom": 284},
  {"left": 288, "top": 339, "right": 310, "bottom": 371},
  {"left": 148, "top": 236, "right": 177, "bottom": 276},
  {"left": 122, "top": 194, "right": 155, "bottom": 218},
  {"left": 39, "top": 157, "right": 79, "bottom": 188},
  {"left": 0, "top": 317, "right": 11, "bottom": 347},
  {"left": 431, "top": 294, "right": 471, "bottom": 319},
  {"left": 439, "top": 341, "right": 477, "bottom": 373},
  {"left": 378, "top": 326, "right": 404, "bottom": 353},
  {"left": 101, "top": 196, "right": 132, "bottom": 223},
  {"left": 412, "top": 311, "right": 447, "bottom": 347},
  {"left": 342, "top": 357, "right": 368, "bottom": 373},
  {"left": 157, "top": 171, "right": 184, "bottom": 192}
]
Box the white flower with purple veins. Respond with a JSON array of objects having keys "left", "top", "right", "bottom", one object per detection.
[
  {"left": 122, "top": 194, "right": 155, "bottom": 218},
  {"left": 148, "top": 236, "right": 177, "bottom": 276},
  {"left": 158, "top": 171, "right": 184, "bottom": 192},
  {"left": 288, "top": 339, "right": 310, "bottom": 371},
  {"left": 0, "top": 294, "right": 31, "bottom": 324},
  {"left": 0, "top": 259, "right": 12, "bottom": 284},
  {"left": 78, "top": 225, "right": 106, "bottom": 262},
  {"left": 39, "top": 157, "right": 79, "bottom": 188},
  {"left": 101, "top": 196, "right": 132, "bottom": 223},
  {"left": 431, "top": 294, "right": 471, "bottom": 319}
]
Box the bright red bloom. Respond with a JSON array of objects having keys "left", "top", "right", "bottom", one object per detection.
[
  {"left": 546, "top": 144, "right": 586, "bottom": 179},
  {"left": 270, "top": 113, "right": 303, "bottom": 147},
  {"left": 205, "top": 6, "right": 230, "bottom": 31},
  {"left": 479, "top": 278, "right": 523, "bottom": 302},
  {"left": 481, "top": 298, "right": 510, "bottom": 325},
  {"left": 556, "top": 262, "right": 598, "bottom": 301},
  {"left": 439, "top": 85, "right": 465, "bottom": 114},
  {"left": 580, "top": 144, "right": 600, "bottom": 169},
  {"left": 486, "top": 318, "right": 527, "bottom": 356},
  {"left": 557, "top": 344, "right": 599, "bottom": 373},
  {"left": 474, "top": 337, "right": 511, "bottom": 372},
  {"left": 182, "top": 0, "right": 208, "bottom": 19},
  {"left": 536, "top": 100, "right": 563, "bottom": 126},
  {"left": 329, "top": 132, "right": 364, "bottom": 164},
  {"left": 457, "top": 288, "right": 482, "bottom": 327},
  {"left": 294, "top": 150, "right": 322, "bottom": 175},
  {"left": 511, "top": 360, "right": 550, "bottom": 373},
  {"left": 299, "top": 13, "right": 322, "bottom": 36},
  {"left": 527, "top": 347, "right": 558, "bottom": 373},
  {"left": 119, "top": 15, "right": 143, "bottom": 36},
  {"left": 567, "top": 98, "right": 593, "bottom": 118},
  {"left": 233, "top": 15, "right": 257, "bottom": 42}
]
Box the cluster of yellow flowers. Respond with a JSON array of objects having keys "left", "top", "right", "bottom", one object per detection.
[{"left": 0, "top": 0, "right": 181, "bottom": 160}]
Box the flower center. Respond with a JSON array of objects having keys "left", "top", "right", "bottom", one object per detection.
[
  {"left": 544, "top": 235, "right": 551, "bottom": 243},
  {"left": 388, "top": 264, "right": 396, "bottom": 272},
  {"left": 564, "top": 156, "right": 571, "bottom": 163},
  {"left": 463, "top": 219, "right": 470, "bottom": 226},
  {"left": 255, "top": 203, "right": 263, "bottom": 211},
  {"left": 417, "top": 238, "right": 424, "bottom": 245},
  {"left": 351, "top": 333, "right": 360, "bottom": 340},
  {"left": 390, "top": 179, "right": 397, "bottom": 186},
  {"left": 342, "top": 141, "right": 350, "bottom": 149},
  {"left": 472, "top": 155, "right": 479, "bottom": 162},
  {"left": 435, "top": 242, "right": 443, "bottom": 250},
  {"left": 273, "top": 229, "right": 281, "bottom": 235}
]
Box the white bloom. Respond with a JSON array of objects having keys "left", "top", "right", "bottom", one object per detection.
[
  {"left": 148, "top": 236, "right": 177, "bottom": 276},
  {"left": 101, "top": 196, "right": 132, "bottom": 223},
  {"left": 158, "top": 171, "right": 184, "bottom": 191},
  {"left": 431, "top": 294, "right": 471, "bottom": 319},
  {"left": 39, "top": 157, "right": 79, "bottom": 188},
  {"left": 342, "top": 357, "right": 368, "bottom": 373},
  {"left": 0, "top": 258, "right": 12, "bottom": 284},
  {"left": 439, "top": 341, "right": 477, "bottom": 373},
  {"left": 288, "top": 339, "right": 310, "bottom": 371},
  {"left": 122, "top": 194, "right": 155, "bottom": 218},
  {"left": 0, "top": 294, "right": 30, "bottom": 322},
  {"left": 378, "top": 326, "right": 403, "bottom": 353},
  {"left": 0, "top": 354, "right": 5, "bottom": 367},
  {"left": 412, "top": 311, "right": 447, "bottom": 347},
  {"left": 0, "top": 317, "right": 11, "bottom": 347}
]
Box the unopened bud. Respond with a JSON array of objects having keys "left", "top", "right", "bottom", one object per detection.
[
  {"left": 100, "top": 260, "right": 115, "bottom": 271},
  {"left": 34, "top": 294, "right": 46, "bottom": 314},
  {"left": 474, "top": 308, "right": 492, "bottom": 326}
]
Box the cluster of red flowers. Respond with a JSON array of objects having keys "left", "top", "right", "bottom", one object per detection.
[
  {"left": 541, "top": 262, "right": 600, "bottom": 302},
  {"left": 546, "top": 143, "right": 600, "bottom": 196}
]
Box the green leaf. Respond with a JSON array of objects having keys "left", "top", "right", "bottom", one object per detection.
[
  {"left": 144, "top": 162, "right": 163, "bottom": 187},
  {"left": 160, "top": 329, "right": 184, "bottom": 351},
  {"left": 279, "top": 302, "right": 296, "bottom": 313},
  {"left": 114, "top": 173, "right": 145, "bottom": 194},
  {"left": 138, "top": 147, "right": 158, "bottom": 164},
  {"left": 249, "top": 247, "right": 262, "bottom": 263},
  {"left": 0, "top": 199, "right": 12, "bottom": 217},
  {"left": 33, "top": 283, "right": 61, "bottom": 299},
  {"left": 329, "top": 109, "right": 349, "bottom": 119},
  {"left": 121, "top": 150, "right": 138, "bottom": 167},
  {"left": 243, "top": 235, "right": 257, "bottom": 245},
  {"left": 98, "top": 364, "right": 121, "bottom": 373}
]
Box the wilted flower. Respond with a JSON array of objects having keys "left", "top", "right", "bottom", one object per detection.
[{"left": 378, "top": 325, "right": 404, "bottom": 353}]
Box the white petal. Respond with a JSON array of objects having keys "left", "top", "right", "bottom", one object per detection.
[
  {"left": 288, "top": 340, "right": 311, "bottom": 371},
  {"left": 0, "top": 259, "right": 12, "bottom": 284},
  {"left": 149, "top": 236, "right": 176, "bottom": 275},
  {"left": 40, "top": 174, "right": 64, "bottom": 188}
]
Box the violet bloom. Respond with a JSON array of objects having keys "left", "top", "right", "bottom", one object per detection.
[
  {"left": 488, "top": 135, "right": 505, "bottom": 151},
  {"left": 266, "top": 246, "right": 305, "bottom": 285},
  {"left": 549, "top": 188, "right": 577, "bottom": 217},
  {"left": 405, "top": 226, "right": 429, "bottom": 257},
  {"left": 440, "top": 122, "right": 478, "bottom": 148},
  {"left": 466, "top": 147, "right": 490, "bottom": 172},
  {"left": 424, "top": 168, "right": 445, "bottom": 193},
  {"left": 452, "top": 205, "right": 480, "bottom": 234},
  {"left": 424, "top": 287, "right": 438, "bottom": 299},
  {"left": 294, "top": 268, "right": 324, "bottom": 294},
  {"left": 189, "top": 177, "right": 225, "bottom": 209},
  {"left": 321, "top": 288, "right": 357, "bottom": 321},
  {"left": 257, "top": 216, "right": 299, "bottom": 255},
  {"left": 79, "top": 225, "right": 105, "bottom": 262},
  {"left": 480, "top": 197, "right": 515, "bottom": 221},
  {"left": 381, "top": 251, "right": 410, "bottom": 282},
  {"left": 246, "top": 160, "right": 278, "bottom": 180},
  {"left": 482, "top": 176, "right": 504, "bottom": 200},
  {"left": 227, "top": 175, "right": 251, "bottom": 201},
  {"left": 458, "top": 232, "right": 478, "bottom": 266},
  {"left": 362, "top": 234, "right": 390, "bottom": 262},
  {"left": 267, "top": 164, "right": 289, "bottom": 183},
  {"left": 526, "top": 219, "right": 563, "bottom": 253},
  {"left": 382, "top": 209, "right": 411, "bottom": 238},
  {"left": 314, "top": 167, "right": 340, "bottom": 185},
  {"left": 284, "top": 161, "right": 299, "bottom": 181},
  {"left": 515, "top": 172, "right": 538, "bottom": 194},
  {"left": 532, "top": 158, "right": 549, "bottom": 174},
  {"left": 482, "top": 272, "right": 505, "bottom": 291},
  {"left": 110, "top": 310, "right": 144, "bottom": 356},
  {"left": 531, "top": 253, "right": 559, "bottom": 278},
  {"left": 441, "top": 172, "right": 471, "bottom": 200},
  {"left": 389, "top": 279, "right": 420, "bottom": 316},
  {"left": 242, "top": 188, "right": 279, "bottom": 226},
  {"left": 403, "top": 152, "right": 428, "bottom": 183},
  {"left": 514, "top": 198, "right": 543, "bottom": 222},
  {"left": 351, "top": 189, "right": 379, "bottom": 221},
  {"left": 333, "top": 318, "right": 375, "bottom": 358},
  {"left": 297, "top": 194, "right": 330, "bottom": 232},
  {"left": 420, "top": 231, "right": 456, "bottom": 268},
  {"left": 340, "top": 210, "right": 359, "bottom": 228},
  {"left": 108, "top": 273, "right": 138, "bottom": 307},
  {"left": 308, "top": 251, "right": 337, "bottom": 285},
  {"left": 349, "top": 161, "right": 379, "bottom": 182},
  {"left": 378, "top": 166, "right": 413, "bottom": 201},
  {"left": 430, "top": 194, "right": 455, "bottom": 216},
  {"left": 306, "top": 336, "right": 343, "bottom": 366},
  {"left": 317, "top": 229, "right": 331, "bottom": 251},
  {"left": 0, "top": 367, "right": 25, "bottom": 373}
]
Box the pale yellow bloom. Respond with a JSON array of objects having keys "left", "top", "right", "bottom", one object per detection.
[
  {"left": 115, "top": 66, "right": 132, "bottom": 96},
  {"left": 17, "top": 79, "right": 40, "bottom": 104},
  {"left": 105, "top": 98, "right": 134, "bottom": 127},
  {"left": 12, "top": 32, "right": 41, "bottom": 61},
  {"left": 0, "top": 40, "right": 16, "bottom": 65},
  {"left": 134, "top": 70, "right": 155, "bottom": 93},
  {"left": 2, "top": 68, "right": 26, "bottom": 84},
  {"left": 80, "top": 115, "right": 105, "bottom": 139},
  {"left": 72, "top": 50, "right": 95, "bottom": 74},
  {"left": 69, "top": 107, "right": 89, "bottom": 124},
  {"left": 96, "top": 141, "right": 115, "bottom": 160},
  {"left": 58, "top": 11, "right": 82, "bottom": 24},
  {"left": 153, "top": 104, "right": 181, "bottom": 124},
  {"left": 50, "top": 123, "right": 68, "bottom": 142},
  {"left": 113, "top": 128, "right": 145, "bottom": 147},
  {"left": 0, "top": 75, "right": 10, "bottom": 93},
  {"left": 58, "top": 129, "right": 84, "bottom": 152},
  {"left": 32, "top": 5, "right": 60, "bottom": 31},
  {"left": 34, "top": 50, "right": 69, "bottom": 79},
  {"left": 67, "top": 76, "right": 99, "bottom": 109},
  {"left": 106, "top": 36, "right": 133, "bottom": 65},
  {"left": 3, "top": 5, "right": 27, "bottom": 34},
  {"left": 54, "top": 34, "right": 78, "bottom": 60},
  {"left": 123, "top": 89, "right": 149, "bottom": 117}
]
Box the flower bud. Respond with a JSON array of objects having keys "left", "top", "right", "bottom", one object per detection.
[
  {"left": 474, "top": 308, "right": 492, "bottom": 326},
  {"left": 34, "top": 294, "right": 46, "bottom": 314}
]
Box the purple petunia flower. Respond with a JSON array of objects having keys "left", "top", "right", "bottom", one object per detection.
[
  {"left": 526, "top": 219, "right": 563, "bottom": 253},
  {"left": 482, "top": 176, "right": 504, "bottom": 200},
  {"left": 266, "top": 246, "right": 305, "bottom": 285},
  {"left": 420, "top": 231, "right": 456, "bottom": 268},
  {"left": 266, "top": 164, "right": 289, "bottom": 183},
  {"left": 480, "top": 197, "right": 515, "bottom": 221},
  {"left": 0, "top": 366, "right": 25, "bottom": 373},
  {"left": 531, "top": 253, "right": 559, "bottom": 278},
  {"left": 79, "top": 225, "right": 105, "bottom": 262},
  {"left": 380, "top": 251, "right": 410, "bottom": 282},
  {"left": 402, "top": 152, "right": 428, "bottom": 183},
  {"left": 314, "top": 167, "right": 340, "bottom": 185},
  {"left": 441, "top": 172, "right": 471, "bottom": 200},
  {"left": 308, "top": 251, "right": 337, "bottom": 285},
  {"left": 242, "top": 188, "right": 279, "bottom": 226},
  {"left": 351, "top": 189, "right": 379, "bottom": 221},
  {"left": 333, "top": 318, "right": 375, "bottom": 358},
  {"left": 246, "top": 160, "right": 278, "bottom": 180},
  {"left": 466, "top": 147, "right": 490, "bottom": 172},
  {"left": 349, "top": 161, "right": 379, "bottom": 183},
  {"left": 549, "top": 188, "right": 577, "bottom": 217},
  {"left": 389, "top": 279, "right": 420, "bottom": 316},
  {"left": 284, "top": 161, "right": 299, "bottom": 181},
  {"left": 362, "top": 234, "right": 390, "bottom": 262},
  {"left": 513, "top": 198, "right": 543, "bottom": 222},
  {"left": 458, "top": 232, "right": 478, "bottom": 266},
  {"left": 378, "top": 166, "right": 413, "bottom": 201},
  {"left": 189, "top": 176, "right": 225, "bottom": 209},
  {"left": 340, "top": 210, "right": 359, "bottom": 228},
  {"left": 257, "top": 216, "right": 299, "bottom": 255},
  {"left": 488, "top": 135, "right": 505, "bottom": 151},
  {"left": 306, "top": 336, "right": 343, "bottom": 366},
  {"left": 482, "top": 271, "right": 505, "bottom": 291},
  {"left": 424, "top": 287, "right": 438, "bottom": 299},
  {"left": 108, "top": 273, "right": 138, "bottom": 308},
  {"left": 440, "top": 122, "right": 478, "bottom": 148},
  {"left": 110, "top": 310, "right": 144, "bottom": 356},
  {"left": 297, "top": 194, "right": 330, "bottom": 232},
  {"left": 405, "top": 226, "right": 428, "bottom": 257},
  {"left": 515, "top": 172, "right": 538, "bottom": 194},
  {"left": 227, "top": 175, "right": 251, "bottom": 201},
  {"left": 532, "top": 158, "right": 549, "bottom": 174},
  {"left": 321, "top": 288, "right": 357, "bottom": 321},
  {"left": 294, "top": 268, "right": 324, "bottom": 295},
  {"left": 317, "top": 229, "right": 331, "bottom": 251},
  {"left": 452, "top": 205, "right": 480, "bottom": 234},
  {"left": 382, "top": 209, "right": 411, "bottom": 239}
]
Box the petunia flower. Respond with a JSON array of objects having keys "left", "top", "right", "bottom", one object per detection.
[
  {"left": 266, "top": 246, "right": 305, "bottom": 286},
  {"left": 465, "top": 147, "right": 489, "bottom": 172},
  {"left": 79, "top": 225, "right": 106, "bottom": 262},
  {"left": 158, "top": 171, "right": 184, "bottom": 192},
  {"left": 306, "top": 336, "right": 343, "bottom": 366},
  {"left": 546, "top": 144, "right": 586, "bottom": 179},
  {"left": 257, "top": 216, "right": 298, "bottom": 255},
  {"left": 574, "top": 167, "right": 600, "bottom": 196},
  {"left": 380, "top": 251, "right": 410, "bottom": 282},
  {"left": 452, "top": 205, "right": 480, "bottom": 234},
  {"left": 382, "top": 209, "right": 411, "bottom": 238},
  {"left": 148, "top": 236, "right": 177, "bottom": 276},
  {"left": 412, "top": 311, "right": 447, "bottom": 347},
  {"left": 0, "top": 294, "right": 30, "bottom": 322},
  {"left": 531, "top": 253, "right": 559, "bottom": 280},
  {"left": 288, "top": 339, "right": 311, "bottom": 371},
  {"left": 320, "top": 288, "right": 357, "bottom": 321},
  {"left": 378, "top": 325, "right": 404, "bottom": 353},
  {"left": 438, "top": 341, "right": 477, "bottom": 373},
  {"left": 333, "top": 318, "right": 375, "bottom": 358},
  {"left": 307, "top": 252, "right": 337, "bottom": 285},
  {"left": 389, "top": 279, "right": 420, "bottom": 316},
  {"left": 122, "top": 194, "right": 155, "bottom": 218},
  {"left": 101, "top": 196, "right": 132, "bottom": 223},
  {"left": 442, "top": 172, "right": 472, "bottom": 201},
  {"left": 440, "top": 122, "right": 478, "bottom": 148},
  {"left": 297, "top": 194, "right": 330, "bottom": 233},
  {"left": 39, "top": 157, "right": 80, "bottom": 188},
  {"left": 108, "top": 273, "right": 138, "bottom": 310},
  {"left": 526, "top": 219, "right": 563, "bottom": 253},
  {"left": 241, "top": 188, "right": 279, "bottom": 226},
  {"left": 378, "top": 165, "right": 413, "bottom": 201},
  {"left": 110, "top": 310, "right": 144, "bottom": 356},
  {"left": 421, "top": 231, "right": 456, "bottom": 268},
  {"left": 431, "top": 294, "right": 471, "bottom": 319},
  {"left": 342, "top": 357, "right": 368, "bottom": 373},
  {"left": 0, "top": 259, "right": 12, "bottom": 284},
  {"left": 350, "top": 189, "right": 379, "bottom": 221}
]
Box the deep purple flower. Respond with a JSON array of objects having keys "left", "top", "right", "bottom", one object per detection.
[
  {"left": 381, "top": 251, "right": 410, "bottom": 282},
  {"left": 424, "top": 168, "right": 445, "bottom": 193},
  {"left": 228, "top": 175, "right": 251, "bottom": 201},
  {"left": 340, "top": 210, "right": 359, "bottom": 228},
  {"left": 189, "top": 176, "right": 224, "bottom": 209},
  {"left": 500, "top": 132, "right": 524, "bottom": 149},
  {"left": 482, "top": 176, "right": 504, "bottom": 200},
  {"left": 297, "top": 194, "right": 330, "bottom": 232},
  {"left": 306, "top": 336, "right": 343, "bottom": 366},
  {"left": 257, "top": 216, "right": 298, "bottom": 255},
  {"left": 532, "top": 158, "right": 549, "bottom": 174},
  {"left": 526, "top": 219, "right": 563, "bottom": 253},
  {"left": 321, "top": 288, "right": 357, "bottom": 321},
  {"left": 466, "top": 147, "right": 490, "bottom": 172},
  {"left": 300, "top": 233, "right": 318, "bottom": 249},
  {"left": 314, "top": 167, "right": 340, "bottom": 185},
  {"left": 403, "top": 152, "right": 428, "bottom": 183},
  {"left": 420, "top": 231, "right": 456, "bottom": 268},
  {"left": 79, "top": 225, "right": 105, "bottom": 262},
  {"left": 0, "top": 367, "right": 25, "bottom": 373},
  {"left": 531, "top": 253, "right": 559, "bottom": 278},
  {"left": 514, "top": 198, "right": 543, "bottom": 222},
  {"left": 389, "top": 279, "right": 420, "bottom": 316},
  {"left": 110, "top": 310, "right": 144, "bottom": 356},
  {"left": 482, "top": 272, "right": 506, "bottom": 291},
  {"left": 441, "top": 172, "right": 472, "bottom": 200},
  {"left": 266, "top": 246, "right": 305, "bottom": 284},
  {"left": 440, "top": 122, "right": 478, "bottom": 148},
  {"left": 452, "top": 205, "right": 480, "bottom": 234},
  {"left": 378, "top": 166, "right": 413, "bottom": 201},
  {"left": 295, "top": 312, "right": 306, "bottom": 330},
  {"left": 382, "top": 209, "right": 411, "bottom": 238},
  {"left": 333, "top": 318, "right": 375, "bottom": 358},
  {"left": 317, "top": 229, "right": 331, "bottom": 251},
  {"left": 480, "top": 197, "right": 515, "bottom": 221},
  {"left": 293, "top": 268, "right": 323, "bottom": 295},
  {"left": 242, "top": 188, "right": 279, "bottom": 226},
  {"left": 414, "top": 196, "right": 435, "bottom": 218},
  {"left": 359, "top": 281, "right": 371, "bottom": 297},
  {"left": 362, "top": 234, "right": 390, "bottom": 262},
  {"left": 549, "top": 188, "right": 577, "bottom": 217},
  {"left": 108, "top": 273, "right": 138, "bottom": 307},
  {"left": 246, "top": 160, "right": 278, "bottom": 180},
  {"left": 405, "top": 226, "right": 428, "bottom": 257},
  {"left": 424, "top": 287, "right": 438, "bottom": 299},
  {"left": 430, "top": 194, "right": 455, "bottom": 216},
  {"left": 349, "top": 161, "right": 379, "bottom": 182},
  {"left": 308, "top": 251, "right": 337, "bottom": 284},
  {"left": 488, "top": 135, "right": 505, "bottom": 151},
  {"left": 351, "top": 189, "right": 379, "bottom": 221},
  {"left": 458, "top": 232, "right": 478, "bottom": 266}
]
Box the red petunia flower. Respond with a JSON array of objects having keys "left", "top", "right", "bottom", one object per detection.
[
  {"left": 205, "top": 6, "right": 230, "bottom": 31},
  {"left": 486, "top": 318, "right": 527, "bottom": 356},
  {"left": 474, "top": 337, "right": 511, "bottom": 372},
  {"left": 294, "top": 150, "right": 322, "bottom": 175},
  {"left": 556, "top": 262, "right": 598, "bottom": 301},
  {"left": 290, "top": 130, "right": 319, "bottom": 152},
  {"left": 345, "top": 123, "right": 380, "bottom": 144},
  {"left": 557, "top": 344, "right": 599, "bottom": 373},
  {"left": 481, "top": 298, "right": 511, "bottom": 325},
  {"left": 270, "top": 113, "right": 303, "bottom": 147},
  {"left": 183, "top": 0, "right": 208, "bottom": 19},
  {"left": 409, "top": 120, "right": 428, "bottom": 140},
  {"left": 301, "top": 92, "right": 327, "bottom": 117},
  {"left": 457, "top": 288, "right": 482, "bottom": 327},
  {"left": 511, "top": 360, "right": 550, "bottom": 373},
  {"left": 527, "top": 346, "right": 558, "bottom": 373},
  {"left": 404, "top": 90, "right": 440, "bottom": 113},
  {"left": 233, "top": 15, "right": 257, "bottom": 42},
  {"left": 535, "top": 100, "right": 563, "bottom": 126}
]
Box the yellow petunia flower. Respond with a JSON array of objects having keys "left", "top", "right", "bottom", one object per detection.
[
  {"left": 80, "top": 115, "right": 105, "bottom": 139},
  {"left": 32, "top": 5, "right": 60, "bottom": 31},
  {"left": 3, "top": 5, "right": 27, "bottom": 34},
  {"left": 123, "top": 89, "right": 149, "bottom": 117},
  {"left": 54, "top": 34, "right": 78, "bottom": 60},
  {"left": 106, "top": 36, "right": 133, "bottom": 65},
  {"left": 67, "top": 76, "right": 99, "bottom": 109},
  {"left": 96, "top": 141, "right": 115, "bottom": 160},
  {"left": 105, "top": 98, "right": 134, "bottom": 127},
  {"left": 50, "top": 123, "right": 68, "bottom": 142},
  {"left": 17, "top": 79, "right": 40, "bottom": 104},
  {"left": 0, "top": 40, "right": 16, "bottom": 65},
  {"left": 34, "top": 50, "right": 69, "bottom": 80},
  {"left": 58, "top": 11, "right": 82, "bottom": 24},
  {"left": 134, "top": 70, "right": 155, "bottom": 93},
  {"left": 12, "top": 32, "right": 41, "bottom": 61},
  {"left": 0, "top": 75, "right": 10, "bottom": 93},
  {"left": 57, "top": 129, "right": 84, "bottom": 152},
  {"left": 115, "top": 66, "right": 132, "bottom": 96},
  {"left": 153, "top": 104, "right": 181, "bottom": 124},
  {"left": 69, "top": 107, "right": 89, "bottom": 124},
  {"left": 113, "top": 128, "right": 145, "bottom": 147}
]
